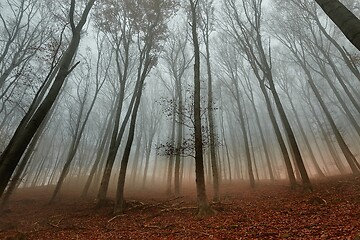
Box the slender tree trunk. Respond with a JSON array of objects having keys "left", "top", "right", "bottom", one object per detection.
[
  {"left": 301, "top": 106, "right": 330, "bottom": 175},
  {"left": 113, "top": 91, "right": 143, "bottom": 214},
  {"left": 166, "top": 113, "right": 176, "bottom": 195},
  {"left": 81, "top": 107, "right": 115, "bottom": 198},
  {"left": 267, "top": 79, "right": 312, "bottom": 191},
  {"left": 250, "top": 100, "right": 274, "bottom": 181},
  {"left": 234, "top": 87, "right": 255, "bottom": 188},
  {"left": 190, "top": 0, "right": 214, "bottom": 216},
  {"left": 220, "top": 110, "right": 232, "bottom": 182},
  {"left": 174, "top": 121, "right": 182, "bottom": 195},
  {"left": 285, "top": 94, "right": 325, "bottom": 178},
  {"left": 307, "top": 101, "right": 347, "bottom": 174},
  {"left": 142, "top": 133, "right": 155, "bottom": 188},
  {"left": 259, "top": 84, "right": 297, "bottom": 188},
  {"left": 316, "top": 62, "right": 360, "bottom": 136},
  {"left": 130, "top": 132, "right": 142, "bottom": 185},
  {"left": 203, "top": 28, "right": 220, "bottom": 202},
  {"left": 113, "top": 51, "right": 150, "bottom": 214},
  {"left": 96, "top": 84, "right": 138, "bottom": 206},
  {"left": 304, "top": 70, "right": 360, "bottom": 173}
]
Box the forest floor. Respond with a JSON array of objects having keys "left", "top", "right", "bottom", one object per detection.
[{"left": 0, "top": 175, "right": 360, "bottom": 240}]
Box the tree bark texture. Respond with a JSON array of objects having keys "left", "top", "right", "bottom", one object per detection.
[{"left": 315, "top": 0, "right": 360, "bottom": 51}]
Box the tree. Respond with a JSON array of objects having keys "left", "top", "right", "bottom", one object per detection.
[
  {"left": 216, "top": 48, "right": 255, "bottom": 187},
  {"left": 271, "top": 7, "right": 360, "bottom": 174},
  {"left": 189, "top": 0, "right": 215, "bottom": 216},
  {"left": 94, "top": 0, "right": 135, "bottom": 206},
  {"left": 221, "top": 0, "right": 302, "bottom": 189},
  {"left": 110, "top": 0, "right": 178, "bottom": 214},
  {"left": 49, "top": 51, "right": 106, "bottom": 203},
  {"left": 0, "top": 0, "right": 96, "bottom": 197},
  {"left": 199, "top": 0, "right": 220, "bottom": 201}
]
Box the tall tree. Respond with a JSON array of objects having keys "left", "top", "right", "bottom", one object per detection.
[
  {"left": 199, "top": 0, "right": 220, "bottom": 201},
  {"left": 94, "top": 0, "right": 136, "bottom": 206},
  {"left": 110, "top": 0, "right": 178, "bottom": 214},
  {"left": 189, "top": 0, "right": 215, "bottom": 216},
  {"left": 221, "top": 0, "right": 301, "bottom": 189},
  {"left": 49, "top": 51, "right": 106, "bottom": 203},
  {"left": 271, "top": 11, "right": 360, "bottom": 174},
  {"left": 0, "top": 0, "right": 96, "bottom": 197},
  {"left": 161, "top": 27, "right": 192, "bottom": 195}
]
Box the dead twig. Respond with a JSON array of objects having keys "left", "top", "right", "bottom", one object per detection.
[
  {"left": 142, "top": 224, "right": 162, "bottom": 229},
  {"left": 128, "top": 196, "right": 185, "bottom": 211},
  {"left": 47, "top": 215, "right": 63, "bottom": 228},
  {"left": 160, "top": 206, "right": 197, "bottom": 213},
  {"left": 107, "top": 214, "right": 126, "bottom": 223}
]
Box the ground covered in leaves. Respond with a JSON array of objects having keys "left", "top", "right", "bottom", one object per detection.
[{"left": 1, "top": 175, "right": 360, "bottom": 239}]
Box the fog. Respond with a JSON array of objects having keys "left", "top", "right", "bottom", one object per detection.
[{"left": 0, "top": 0, "right": 360, "bottom": 215}]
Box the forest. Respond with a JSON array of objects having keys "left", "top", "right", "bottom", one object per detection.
[{"left": 0, "top": 0, "right": 360, "bottom": 239}]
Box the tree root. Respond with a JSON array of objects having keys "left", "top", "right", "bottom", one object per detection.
[{"left": 196, "top": 206, "right": 217, "bottom": 217}]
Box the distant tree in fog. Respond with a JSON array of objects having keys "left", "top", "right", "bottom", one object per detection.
[{"left": 272, "top": 0, "right": 360, "bottom": 174}]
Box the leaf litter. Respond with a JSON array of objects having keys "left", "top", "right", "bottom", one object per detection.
[{"left": 0, "top": 174, "right": 359, "bottom": 239}]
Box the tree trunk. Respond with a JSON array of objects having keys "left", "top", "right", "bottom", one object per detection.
[
  {"left": 113, "top": 48, "right": 151, "bottom": 214},
  {"left": 113, "top": 84, "right": 144, "bottom": 214},
  {"left": 166, "top": 114, "right": 176, "bottom": 195},
  {"left": 189, "top": 0, "right": 214, "bottom": 216},
  {"left": 233, "top": 83, "right": 255, "bottom": 188},
  {"left": 0, "top": 0, "right": 95, "bottom": 197},
  {"left": 142, "top": 133, "right": 155, "bottom": 188},
  {"left": 250, "top": 100, "right": 274, "bottom": 181},
  {"left": 267, "top": 78, "right": 312, "bottom": 191},
  {"left": 258, "top": 83, "right": 297, "bottom": 188},
  {"left": 307, "top": 101, "right": 347, "bottom": 174},
  {"left": 81, "top": 108, "right": 115, "bottom": 198},
  {"left": 306, "top": 75, "right": 360, "bottom": 173},
  {"left": 315, "top": 0, "right": 360, "bottom": 51},
  {"left": 286, "top": 97, "right": 325, "bottom": 178}
]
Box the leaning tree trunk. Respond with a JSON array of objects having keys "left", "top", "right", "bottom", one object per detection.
[
  {"left": 286, "top": 96, "right": 325, "bottom": 178},
  {"left": 305, "top": 73, "right": 360, "bottom": 174},
  {"left": 315, "top": 0, "right": 360, "bottom": 51},
  {"left": 258, "top": 83, "right": 297, "bottom": 188},
  {"left": 113, "top": 82, "right": 144, "bottom": 214},
  {"left": 113, "top": 48, "right": 151, "bottom": 214},
  {"left": 267, "top": 76, "right": 312, "bottom": 191},
  {"left": 233, "top": 81, "right": 255, "bottom": 188},
  {"left": 0, "top": 0, "right": 95, "bottom": 197}
]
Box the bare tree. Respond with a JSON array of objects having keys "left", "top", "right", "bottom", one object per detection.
[
  {"left": 49, "top": 50, "right": 107, "bottom": 203},
  {"left": 199, "top": 0, "right": 220, "bottom": 201},
  {"left": 161, "top": 26, "right": 192, "bottom": 195},
  {"left": 0, "top": 0, "right": 96, "bottom": 197},
  {"left": 271, "top": 9, "right": 360, "bottom": 174},
  {"left": 221, "top": 0, "right": 305, "bottom": 189},
  {"left": 189, "top": 0, "right": 215, "bottom": 216},
  {"left": 110, "top": 0, "right": 178, "bottom": 214}
]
